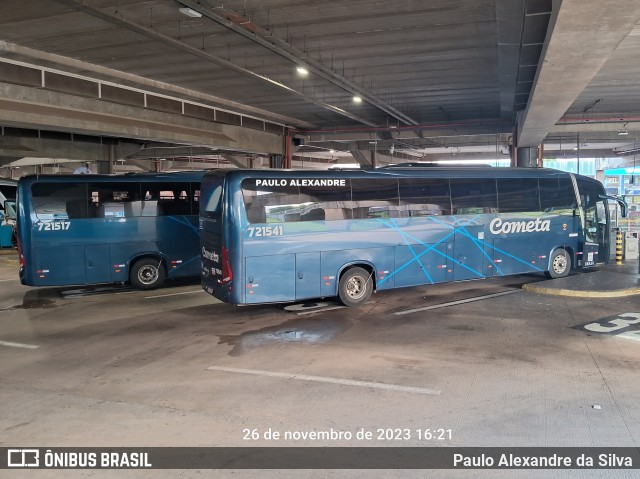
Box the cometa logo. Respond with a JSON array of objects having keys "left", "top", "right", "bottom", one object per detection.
[
  {"left": 489, "top": 217, "right": 551, "bottom": 235},
  {"left": 201, "top": 247, "right": 219, "bottom": 263}
]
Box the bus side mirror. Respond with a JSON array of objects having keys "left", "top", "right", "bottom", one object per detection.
[{"left": 599, "top": 195, "right": 628, "bottom": 218}]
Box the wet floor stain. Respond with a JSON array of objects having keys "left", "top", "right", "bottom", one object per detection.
[
  {"left": 0, "top": 298, "right": 57, "bottom": 311},
  {"left": 218, "top": 316, "right": 353, "bottom": 356}
]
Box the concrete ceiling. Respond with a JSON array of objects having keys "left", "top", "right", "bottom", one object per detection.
[{"left": 0, "top": 0, "right": 639, "bottom": 170}]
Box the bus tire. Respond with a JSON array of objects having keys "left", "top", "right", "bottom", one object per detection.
[
  {"left": 130, "top": 258, "right": 166, "bottom": 290},
  {"left": 338, "top": 267, "right": 373, "bottom": 307},
  {"left": 545, "top": 248, "right": 571, "bottom": 279}
]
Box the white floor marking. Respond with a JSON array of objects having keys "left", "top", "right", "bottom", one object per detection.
[
  {"left": 0, "top": 278, "right": 16, "bottom": 282},
  {"left": 0, "top": 340, "right": 39, "bottom": 349},
  {"left": 145, "top": 290, "right": 203, "bottom": 299},
  {"left": 207, "top": 365, "right": 440, "bottom": 396},
  {"left": 296, "top": 305, "right": 346, "bottom": 316},
  {"left": 395, "top": 290, "right": 521, "bottom": 315}
]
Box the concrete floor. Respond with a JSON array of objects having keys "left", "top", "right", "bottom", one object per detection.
[{"left": 1, "top": 249, "right": 640, "bottom": 478}]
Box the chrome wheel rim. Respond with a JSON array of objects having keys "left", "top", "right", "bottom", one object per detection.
[
  {"left": 346, "top": 275, "right": 366, "bottom": 300},
  {"left": 552, "top": 254, "right": 567, "bottom": 275},
  {"left": 138, "top": 265, "right": 159, "bottom": 285}
]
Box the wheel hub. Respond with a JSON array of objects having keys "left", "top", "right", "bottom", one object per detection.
[{"left": 138, "top": 265, "right": 159, "bottom": 284}]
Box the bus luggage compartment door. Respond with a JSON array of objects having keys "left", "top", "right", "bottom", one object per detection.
[
  {"left": 245, "top": 254, "right": 295, "bottom": 303},
  {"left": 295, "top": 252, "right": 321, "bottom": 300},
  {"left": 453, "top": 226, "right": 487, "bottom": 281},
  {"left": 394, "top": 243, "right": 450, "bottom": 287},
  {"left": 85, "top": 244, "right": 112, "bottom": 284}
]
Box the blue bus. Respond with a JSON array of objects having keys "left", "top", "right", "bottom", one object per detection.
[
  {"left": 200, "top": 167, "right": 626, "bottom": 306},
  {"left": 16, "top": 171, "right": 204, "bottom": 289}
]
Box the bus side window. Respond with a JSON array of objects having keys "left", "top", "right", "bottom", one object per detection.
[
  {"left": 246, "top": 205, "right": 266, "bottom": 224},
  {"left": 540, "top": 177, "right": 576, "bottom": 212},
  {"left": 351, "top": 179, "right": 399, "bottom": 218},
  {"left": 89, "top": 183, "right": 142, "bottom": 218},
  {"left": 241, "top": 180, "right": 300, "bottom": 224},
  {"left": 66, "top": 199, "right": 89, "bottom": 218},
  {"left": 450, "top": 178, "right": 497, "bottom": 215},
  {"left": 398, "top": 179, "right": 451, "bottom": 216},
  {"left": 301, "top": 208, "right": 325, "bottom": 221},
  {"left": 299, "top": 180, "right": 352, "bottom": 221},
  {"left": 192, "top": 187, "right": 200, "bottom": 215},
  {"left": 497, "top": 178, "right": 540, "bottom": 213},
  {"left": 33, "top": 182, "right": 87, "bottom": 220}
]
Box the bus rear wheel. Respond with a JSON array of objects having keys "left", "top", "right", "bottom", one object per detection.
[
  {"left": 545, "top": 248, "right": 571, "bottom": 279},
  {"left": 130, "top": 258, "right": 166, "bottom": 290},
  {"left": 338, "top": 267, "right": 373, "bottom": 307}
]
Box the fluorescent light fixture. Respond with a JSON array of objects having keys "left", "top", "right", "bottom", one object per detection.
[
  {"left": 179, "top": 7, "right": 202, "bottom": 18},
  {"left": 296, "top": 66, "right": 309, "bottom": 76},
  {"left": 353, "top": 96, "right": 362, "bottom": 104}
]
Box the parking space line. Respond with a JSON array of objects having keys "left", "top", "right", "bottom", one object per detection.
[
  {"left": 0, "top": 340, "right": 39, "bottom": 349},
  {"left": 145, "top": 290, "right": 204, "bottom": 299},
  {"left": 296, "top": 305, "right": 346, "bottom": 315},
  {"left": 394, "top": 290, "right": 521, "bottom": 315},
  {"left": 207, "top": 365, "right": 441, "bottom": 396}
]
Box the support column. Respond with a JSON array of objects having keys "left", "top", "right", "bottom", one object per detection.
[
  {"left": 284, "top": 128, "right": 293, "bottom": 169},
  {"left": 516, "top": 147, "right": 539, "bottom": 167}
]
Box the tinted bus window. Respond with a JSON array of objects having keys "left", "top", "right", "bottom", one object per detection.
[
  {"left": 450, "top": 178, "right": 497, "bottom": 214},
  {"left": 0, "top": 182, "right": 17, "bottom": 200},
  {"left": 577, "top": 179, "right": 603, "bottom": 207},
  {"left": 143, "top": 181, "right": 193, "bottom": 215},
  {"left": 351, "top": 179, "right": 399, "bottom": 218},
  {"left": 202, "top": 181, "right": 222, "bottom": 217},
  {"left": 497, "top": 178, "right": 541, "bottom": 213},
  {"left": 540, "top": 178, "right": 576, "bottom": 210},
  {"left": 192, "top": 184, "right": 201, "bottom": 215},
  {"left": 32, "top": 182, "right": 88, "bottom": 219},
  {"left": 88, "top": 182, "right": 142, "bottom": 218},
  {"left": 241, "top": 180, "right": 300, "bottom": 223},
  {"left": 298, "top": 181, "right": 352, "bottom": 221},
  {"left": 398, "top": 179, "right": 451, "bottom": 216}
]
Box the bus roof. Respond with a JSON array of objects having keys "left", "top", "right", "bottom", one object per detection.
[
  {"left": 17, "top": 171, "right": 206, "bottom": 186},
  {"left": 204, "top": 167, "right": 579, "bottom": 181}
]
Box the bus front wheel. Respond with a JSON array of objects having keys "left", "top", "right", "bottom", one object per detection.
[
  {"left": 545, "top": 248, "right": 571, "bottom": 279},
  {"left": 130, "top": 258, "right": 166, "bottom": 290},
  {"left": 338, "top": 267, "right": 373, "bottom": 307}
]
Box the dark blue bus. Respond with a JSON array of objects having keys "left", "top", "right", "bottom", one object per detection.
[
  {"left": 200, "top": 167, "right": 626, "bottom": 306},
  {"left": 17, "top": 171, "right": 204, "bottom": 289}
]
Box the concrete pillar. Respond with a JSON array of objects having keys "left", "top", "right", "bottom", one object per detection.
[{"left": 516, "top": 147, "right": 539, "bottom": 167}]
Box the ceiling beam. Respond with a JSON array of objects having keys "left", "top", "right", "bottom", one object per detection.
[
  {"left": 517, "top": 0, "right": 640, "bottom": 147},
  {"left": 53, "top": 0, "right": 377, "bottom": 128},
  {"left": 181, "top": 0, "right": 418, "bottom": 126}
]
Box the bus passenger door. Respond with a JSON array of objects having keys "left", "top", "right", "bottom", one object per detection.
[
  {"left": 584, "top": 200, "right": 609, "bottom": 266},
  {"left": 245, "top": 254, "right": 295, "bottom": 303},
  {"left": 85, "top": 244, "right": 112, "bottom": 284},
  {"left": 295, "top": 252, "right": 321, "bottom": 300}
]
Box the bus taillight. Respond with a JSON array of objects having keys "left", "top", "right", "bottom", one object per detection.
[{"left": 221, "top": 245, "right": 233, "bottom": 284}]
